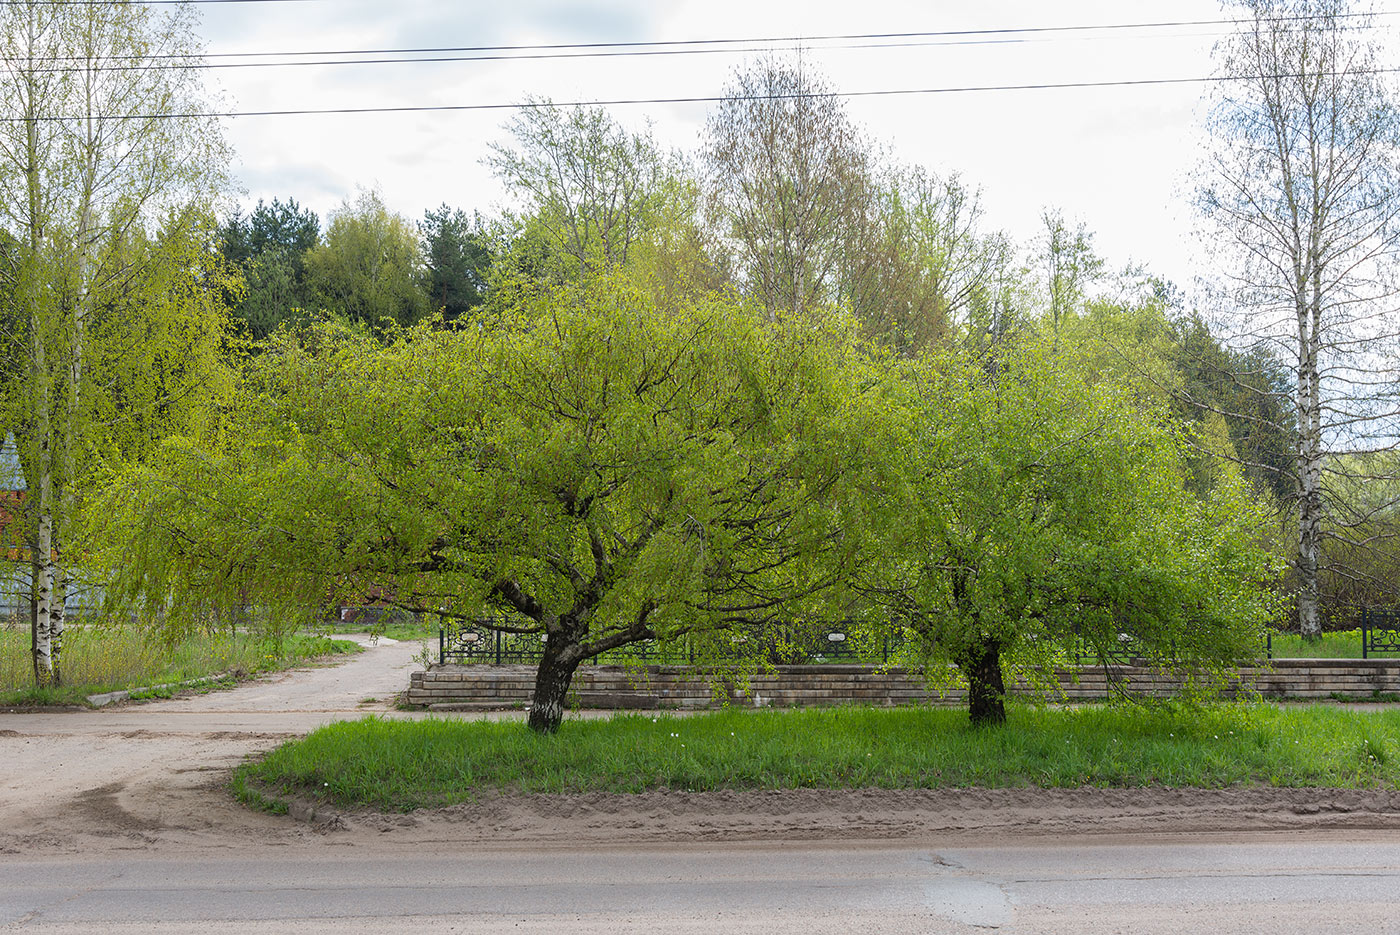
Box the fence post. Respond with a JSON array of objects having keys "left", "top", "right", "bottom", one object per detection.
[
  {"left": 1363, "top": 606, "right": 1370, "bottom": 660},
  {"left": 495, "top": 626, "right": 502, "bottom": 666}
]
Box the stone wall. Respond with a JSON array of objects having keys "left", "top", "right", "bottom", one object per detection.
[{"left": 406, "top": 659, "right": 1400, "bottom": 709}]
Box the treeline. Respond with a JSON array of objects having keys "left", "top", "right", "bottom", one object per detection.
[{"left": 218, "top": 60, "right": 1300, "bottom": 519}]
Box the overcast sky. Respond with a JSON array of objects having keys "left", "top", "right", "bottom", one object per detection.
[{"left": 196, "top": 0, "right": 1400, "bottom": 296}]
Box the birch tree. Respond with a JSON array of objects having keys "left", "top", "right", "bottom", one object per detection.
[
  {"left": 0, "top": 0, "right": 229, "bottom": 683},
  {"left": 705, "top": 56, "right": 873, "bottom": 318},
  {"left": 486, "top": 103, "right": 669, "bottom": 280},
  {"left": 1199, "top": 0, "right": 1400, "bottom": 639}
]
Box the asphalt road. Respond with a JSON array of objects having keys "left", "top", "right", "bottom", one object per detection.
[{"left": 6, "top": 837, "right": 1400, "bottom": 934}]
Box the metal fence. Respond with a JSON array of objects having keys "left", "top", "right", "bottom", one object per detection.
[
  {"left": 437, "top": 618, "right": 1197, "bottom": 668},
  {"left": 1362, "top": 607, "right": 1400, "bottom": 658},
  {"left": 438, "top": 619, "right": 905, "bottom": 667}
]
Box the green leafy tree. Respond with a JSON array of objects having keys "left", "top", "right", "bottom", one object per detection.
[
  {"left": 1168, "top": 313, "right": 1296, "bottom": 501},
  {"left": 98, "top": 276, "right": 875, "bottom": 732},
  {"left": 0, "top": 0, "right": 230, "bottom": 684},
  {"left": 420, "top": 204, "right": 492, "bottom": 321},
  {"left": 841, "top": 166, "right": 1009, "bottom": 355},
  {"left": 1037, "top": 209, "right": 1105, "bottom": 331},
  {"left": 857, "top": 340, "right": 1281, "bottom": 725},
  {"left": 304, "top": 189, "right": 429, "bottom": 328},
  {"left": 220, "top": 198, "right": 319, "bottom": 338},
  {"left": 484, "top": 101, "right": 729, "bottom": 316}
]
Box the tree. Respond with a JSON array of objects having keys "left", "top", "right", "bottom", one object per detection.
[
  {"left": 0, "top": 0, "right": 230, "bottom": 684},
  {"left": 304, "top": 189, "right": 428, "bottom": 328},
  {"left": 97, "top": 276, "right": 875, "bottom": 732},
  {"left": 857, "top": 340, "right": 1280, "bottom": 725},
  {"left": 487, "top": 103, "right": 669, "bottom": 281},
  {"left": 841, "top": 166, "right": 1008, "bottom": 355},
  {"left": 420, "top": 204, "right": 491, "bottom": 321},
  {"left": 1198, "top": 0, "right": 1400, "bottom": 639},
  {"left": 1168, "top": 313, "right": 1297, "bottom": 501},
  {"left": 1037, "top": 209, "right": 1104, "bottom": 331},
  {"left": 705, "top": 56, "right": 873, "bottom": 318},
  {"left": 220, "top": 198, "right": 319, "bottom": 338},
  {"left": 220, "top": 197, "right": 319, "bottom": 267}
]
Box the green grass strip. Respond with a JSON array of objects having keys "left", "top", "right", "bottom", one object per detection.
[
  {"left": 235, "top": 702, "right": 1400, "bottom": 812},
  {"left": 0, "top": 631, "right": 361, "bottom": 706}
]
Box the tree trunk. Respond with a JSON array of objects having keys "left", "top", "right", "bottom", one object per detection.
[
  {"left": 48, "top": 564, "right": 65, "bottom": 686},
  {"left": 30, "top": 514, "right": 54, "bottom": 685},
  {"left": 960, "top": 635, "right": 1006, "bottom": 727},
  {"left": 527, "top": 635, "right": 584, "bottom": 733},
  {"left": 1295, "top": 294, "right": 1324, "bottom": 642}
]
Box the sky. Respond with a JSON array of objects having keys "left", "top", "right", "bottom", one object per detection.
[{"left": 196, "top": 0, "right": 1400, "bottom": 298}]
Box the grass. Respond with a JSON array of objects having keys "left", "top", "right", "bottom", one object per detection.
[
  {"left": 234, "top": 702, "right": 1400, "bottom": 812},
  {"left": 371, "top": 618, "right": 437, "bottom": 642},
  {"left": 0, "top": 620, "right": 360, "bottom": 706},
  {"left": 1270, "top": 629, "right": 1397, "bottom": 659}
]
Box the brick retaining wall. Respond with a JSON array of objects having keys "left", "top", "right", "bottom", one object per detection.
[{"left": 406, "top": 659, "right": 1400, "bottom": 709}]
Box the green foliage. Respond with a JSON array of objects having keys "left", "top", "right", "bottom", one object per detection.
[
  {"left": 840, "top": 167, "right": 1009, "bottom": 356},
  {"left": 88, "top": 210, "right": 240, "bottom": 462},
  {"left": 304, "top": 188, "right": 429, "bottom": 328},
  {"left": 857, "top": 336, "right": 1283, "bottom": 718},
  {"left": 95, "top": 274, "right": 875, "bottom": 680},
  {"left": 221, "top": 197, "right": 320, "bottom": 266},
  {"left": 235, "top": 703, "right": 1400, "bottom": 809},
  {"left": 487, "top": 102, "right": 670, "bottom": 280},
  {"left": 1169, "top": 313, "right": 1295, "bottom": 500},
  {"left": 420, "top": 204, "right": 492, "bottom": 321},
  {"left": 705, "top": 56, "right": 872, "bottom": 318},
  {"left": 220, "top": 197, "right": 320, "bottom": 339}
]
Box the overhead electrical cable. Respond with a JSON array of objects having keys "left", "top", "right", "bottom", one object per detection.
[
  {"left": 7, "top": 68, "right": 1399, "bottom": 121},
  {"left": 20, "top": 35, "right": 1249, "bottom": 74},
  {"left": 19, "top": 11, "right": 1396, "bottom": 65}
]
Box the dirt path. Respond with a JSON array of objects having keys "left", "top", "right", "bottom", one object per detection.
[
  {"left": 0, "top": 635, "right": 431, "bottom": 855},
  {"left": 4, "top": 643, "right": 1400, "bottom": 860}
]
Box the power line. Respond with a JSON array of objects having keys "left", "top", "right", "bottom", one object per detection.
[
  {"left": 10, "top": 69, "right": 1398, "bottom": 121},
  {"left": 18, "top": 35, "right": 1242, "bottom": 74},
  {"left": 16, "top": 12, "right": 1397, "bottom": 66}
]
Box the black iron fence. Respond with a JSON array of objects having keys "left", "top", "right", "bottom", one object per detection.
[
  {"left": 437, "top": 618, "right": 1214, "bottom": 668},
  {"left": 438, "top": 619, "right": 905, "bottom": 666},
  {"left": 1362, "top": 607, "right": 1400, "bottom": 658}
]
